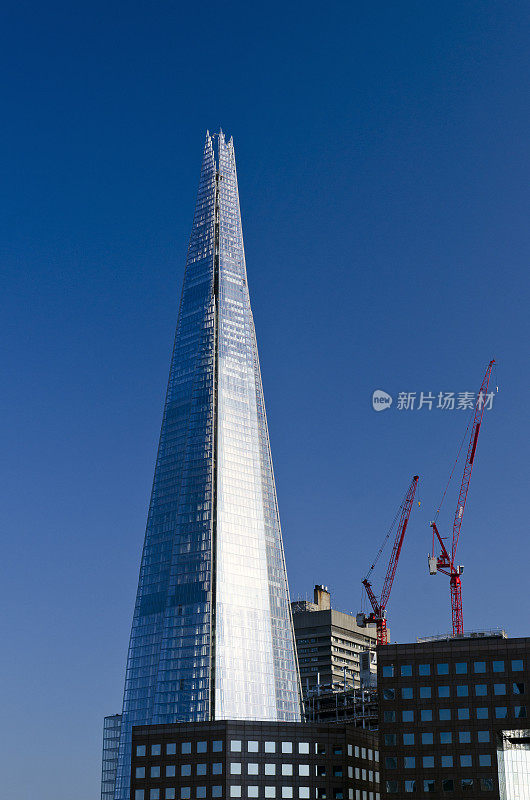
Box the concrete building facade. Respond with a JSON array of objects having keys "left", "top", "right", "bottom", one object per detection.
[{"left": 291, "top": 587, "right": 377, "bottom": 694}]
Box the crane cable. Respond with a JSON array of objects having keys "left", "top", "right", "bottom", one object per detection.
[{"left": 363, "top": 497, "right": 404, "bottom": 584}]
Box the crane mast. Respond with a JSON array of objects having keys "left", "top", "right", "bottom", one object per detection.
[
  {"left": 429, "top": 359, "right": 495, "bottom": 636},
  {"left": 361, "top": 475, "right": 419, "bottom": 645}
]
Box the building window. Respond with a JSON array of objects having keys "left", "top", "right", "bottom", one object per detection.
[
  {"left": 439, "top": 709, "right": 451, "bottom": 720},
  {"left": 150, "top": 766, "right": 160, "bottom": 778},
  {"left": 248, "top": 741, "right": 259, "bottom": 752},
  {"left": 212, "top": 788, "right": 222, "bottom": 799},
  {"left": 480, "top": 778, "right": 494, "bottom": 791},
  {"left": 383, "top": 688, "right": 395, "bottom": 700},
  {"left": 401, "top": 687, "right": 413, "bottom": 699},
  {"left": 421, "top": 732, "right": 433, "bottom": 745},
  {"left": 231, "top": 763, "right": 242, "bottom": 775},
  {"left": 403, "top": 734, "right": 414, "bottom": 745},
  {"left": 181, "top": 766, "right": 191, "bottom": 777},
  {"left": 455, "top": 662, "right": 467, "bottom": 674},
  {"left": 475, "top": 684, "right": 487, "bottom": 696},
  {"left": 181, "top": 791, "right": 190, "bottom": 800},
  {"left": 135, "top": 792, "right": 144, "bottom": 800},
  {"left": 333, "top": 767, "right": 343, "bottom": 778},
  {"left": 442, "top": 779, "right": 454, "bottom": 792},
  {"left": 460, "top": 755, "right": 472, "bottom": 767},
  {"left": 423, "top": 780, "right": 435, "bottom": 793},
  {"left": 151, "top": 744, "right": 161, "bottom": 756},
  {"left": 282, "top": 765, "right": 293, "bottom": 776},
  {"left": 385, "top": 734, "right": 396, "bottom": 745},
  {"left": 197, "top": 789, "right": 206, "bottom": 799},
  {"left": 458, "top": 708, "right": 470, "bottom": 720},
  {"left": 512, "top": 659, "right": 524, "bottom": 671},
  {"left": 265, "top": 789, "right": 276, "bottom": 799},
  {"left": 282, "top": 788, "right": 293, "bottom": 799},
  {"left": 166, "top": 743, "right": 176, "bottom": 755},
  {"left": 299, "top": 743, "right": 310, "bottom": 754},
  {"left": 423, "top": 756, "right": 434, "bottom": 768},
  {"left": 317, "top": 744, "right": 326, "bottom": 755},
  {"left": 479, "top": 754, "right": 491, "bottom": 766},
  {"left": 213, "top": 740, "right": 223, "bottom": 752},
  {"left": 230, "top": 788, "right": 242, "bottom": 799},
  {"left": 402, "top": 710, "right": 414, "bottom": 722},
  {"left": 515, "top": 705, "right": 527, "bottom": 718},
  {"left": 493, "top": 660, "right": 504, "bottom": 672},
  {"left": 474, "top": 661, "right": 486, "bottom": 673},
  {"left": 459, "top": 731, "right": 471, "bottom": 743},
  {"left": 166, "top": 791, "right": 176, "bottom": 800},
  {"left": 477, "top": 731, "right": 490, "bottom": 743},
  {"left": 461, "top": 778, "right": 473, "bottom": 791},
  {"left": 182, "top": 743, "right": 191, "bottom": 754},
  {"left": 494, "top": 683, "right": 506, "bottom": 695},
  {"left": 476, "top": 707, "right": 488, "bottom": 719},
  {"left": 196, "top": 764, "right": 206, "bottom": 776},
  {"left": 513, "top": 682, "right": 525, "bottom": 694},
  {"left": 299, "top": 789, "right": 310, "bottom": 799},
  {"left": 401, "top": 665, "right": 412, "bottom": 676},
  {"left": 231, "top": 741, "right": 242, "bottom": 752},
  {"left": 166, "top": 766, "right": 176, "bottom": 777},
  {"left": 457, "top": 685, "right": 468, "bottom": 697},
  {"left": 437, "top": 663, "right": 449, "bottom": 675},
  {"left": 213, "top": 763, "right": 223, "bottom": 774},
  {"left": 385, "top": 783, "right": 398, "bottom": 794},
  {"left": 404, "top": 757, "right": 415, "bottom": 769},
  {"left": 382, "top": 665, "right": 394, "bottom": 677},
  {"left": 333, "top": 746, "right": 343, "bottom": 756},
  {"left": 419, "top": 664, "right": 430, "bottom": 676},
  {"left": 421, "top": 709, "right": 433, "bottom": 721},
  {"left": 136, "top": 745, "right": 146, "bottom": 757},
  {"left": 495, "top": 706, "right": 508, "bottom": 719},
  {"left": 282, "top": 742, "right": 293, "bottom": 754},
  {"left": 150, "top": 792, "right": 159, "bottom": 800},
  {"left": 299, "top": 765, "right": 310, "bottom": 776},
  {"left": 438, "top": 685, "right": 450, "bottom": 698},
  {"left": 248, "top": 764, "right": 259, "bottom": 775},
  {"left": 385, "top": 757, "right": 397, "bottom": 770},
  {"left": 419, "top": 686, "right": 431, "bottom": 698},
  {"left": 440, "top": 732, "right": 452, "bottom": 744},
  {"left": 441, "top": 755, "right": 453, "bottom": 767},
  {"left": 383, "top": 711, "right": 395, "bottom": 723},
  {"left": 248, "top": 788, "right": 259, "bottom": 798},
  {"left": 265, "top": 765, "right": 276, "bottom": 776},
  {"left": 404, "top": 781, "right": 416, "bottom": 793},
  {"left": 265, "top": 742, "right": 276, "bottom": 753},
  {"left": 136, "top": 767, "right": 145, "bottom": 779},
  {"left": 347, "top": 745, "right": 352, "bottom": 757}
]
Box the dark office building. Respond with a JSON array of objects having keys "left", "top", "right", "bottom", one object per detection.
[
  {"left": 131, "top": 720, "right": 381, "bottom": 800},
  {"left": 377, "top": 631, "right": 530, "bottom": 798}
]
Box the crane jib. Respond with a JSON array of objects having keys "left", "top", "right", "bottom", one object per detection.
[{"left": 469, "top": 422, "right": 481, "bottom": 465}]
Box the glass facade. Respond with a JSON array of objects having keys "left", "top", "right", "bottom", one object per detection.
[
  {"left": 109, "top": 132, "right": 302, "bottom": 800},
  {"left": 498, "top": 729, "right": 530, "bottom": 799},
  {"left": 101, "top": 715, "right": 122, "bottom": 800}
]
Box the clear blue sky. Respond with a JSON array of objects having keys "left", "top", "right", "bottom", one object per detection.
[{"left": 1, "top": 1, "right": 529, "bottom": 797}]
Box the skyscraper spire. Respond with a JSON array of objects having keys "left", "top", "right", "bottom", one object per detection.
[{"left": 107, "top": 133, "right": 302, "bottom": 800}]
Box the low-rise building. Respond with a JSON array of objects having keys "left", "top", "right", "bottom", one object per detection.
[
  {"left": 377, "top": 630, "right": 530, "bottom": 798},
  {"left": 131, "top": 720, "right": 381, "bottom": 800}
]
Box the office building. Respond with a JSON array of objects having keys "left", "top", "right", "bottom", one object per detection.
[
  {"left": 130, "top": 720, "right": 380, "bottom": 800},
  {"left": 104, "top": 131, "right": 302, "bottom": 800},
  {"left": 377, "top": 630, "right": 530, "bottom": 797},
  {"left": 292, "top": 587, "right": 377, "bottom": 693}
]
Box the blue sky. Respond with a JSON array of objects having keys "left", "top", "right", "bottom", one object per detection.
[{"left": 1, "top": 1, "right": 529, "bottom": 797}]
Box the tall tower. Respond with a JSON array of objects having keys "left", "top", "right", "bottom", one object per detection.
[{"left": 108, "top": 132, "right": 302, "bottom": 800}]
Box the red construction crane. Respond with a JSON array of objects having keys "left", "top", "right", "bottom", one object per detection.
[
  {"left": 428, "top": 359, "right": 495, "bottom": 636},
  {"left": 358, "top": 475, "right": 420, "bottom": 645}
]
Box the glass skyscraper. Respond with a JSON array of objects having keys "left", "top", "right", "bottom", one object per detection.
[{"left": 106, "top": 131, "right": 302, "bottom": 800}]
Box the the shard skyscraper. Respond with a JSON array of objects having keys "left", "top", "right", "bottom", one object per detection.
[{"left": 103, "top": 132, "right": 302, "bottom": 800}]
